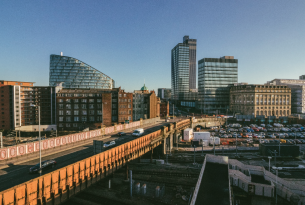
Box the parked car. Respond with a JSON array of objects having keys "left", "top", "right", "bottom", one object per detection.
[{"left": 29, "top": 159, "right": 57, "bottom": 174}]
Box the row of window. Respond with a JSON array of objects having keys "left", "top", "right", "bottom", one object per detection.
[
  {"left": 119, "top": 104, "right": 131, "bottom": 108},
  {"left": 58, "top": 104, "right": 102, "bottom": 109},
  {"left": 118, "top": 99, "right": 131, "bottom": 102},
  {"left": 58, "top": 99, "right": 102, "bottom": 103},
  {"left": 59, "top": 110, "right": 102, "bottom": 115},
  {"left": 59, "top": 116, "right": 102, "bottom": 122}
]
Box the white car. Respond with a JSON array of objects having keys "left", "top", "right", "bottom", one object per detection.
[{"left": 103, "top": 141, "right": 116, "bottom": 148}]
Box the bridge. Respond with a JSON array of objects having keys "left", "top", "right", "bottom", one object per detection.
[{"left": 0, "top": 117, "right": 194, "bottom": 205}]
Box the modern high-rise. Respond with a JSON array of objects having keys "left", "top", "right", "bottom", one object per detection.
[
  {"left": 171, "top": 36, "right": 197, "bottom": 100},
  {"left": 157, "top": 88, "right": 171, "bottom": 100},
  {"left": 49, "top": 53, "right": 115, "bottom": 89},
  {"left": 197, "top": 56, "right": 238, "bottom": 114}
]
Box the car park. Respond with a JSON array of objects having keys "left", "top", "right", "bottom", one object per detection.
[{"left": 29, "top": 160, "right": 57, "bottom": 174}]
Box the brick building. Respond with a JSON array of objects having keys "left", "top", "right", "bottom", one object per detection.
[
  {"left": 117, "top": 89, "right": 133, "bottom": 123},
  {"left": 56, "top": 87, "right": 133, "bottom": 130},
  {"left": 133, "top": 85, "right": 160, "bottom": 121},
  {"left": 230, "top": 84, "right": 291, "bottom": 117},
  {"left": 160, "top": 100, "right": 169, "bottom": 117},
  {"left": 0, "top": 80, "right": 56, "bottom": 131}
]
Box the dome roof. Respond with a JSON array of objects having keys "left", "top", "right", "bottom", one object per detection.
[{"left": 141, "top": 84, "right": 148, "bottom": 91}]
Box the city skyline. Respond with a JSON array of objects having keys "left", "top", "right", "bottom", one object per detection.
[{"left": 1, "top": 1, "right": 305, "bottom": 92}]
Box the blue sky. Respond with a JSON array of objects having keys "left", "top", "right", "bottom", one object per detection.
[{"left": 1, "top": 0, "right": 304, "bottom": 92}]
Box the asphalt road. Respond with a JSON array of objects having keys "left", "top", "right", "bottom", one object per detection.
[{"left": 0, "top": 119, "right": 185, "bottom": 192}]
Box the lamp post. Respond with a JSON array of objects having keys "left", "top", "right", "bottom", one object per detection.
[
  {"left": 268, "top": 156, "right": 272, "bottom": 171},
  {"left": 31, "top": 104, "right": 42, "bottom": 176}
]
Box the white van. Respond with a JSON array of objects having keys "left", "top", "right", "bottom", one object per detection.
[{"left": 132, "top": 128, "right": 144, "bottom": 137}]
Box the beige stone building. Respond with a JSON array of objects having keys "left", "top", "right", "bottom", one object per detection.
[{"left": 230, "top": 84, "right": 291, "bottom": 117}]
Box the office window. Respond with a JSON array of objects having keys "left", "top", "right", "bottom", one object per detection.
[
  {"left": 112, "top": 110, "right": 117, "bottom": 114},
  {"left": 66, "top": 110, "right": 71, "bottom": 115},
  {"left": 66, "top": 117, "right": 71, "bottom": 122},
  {"left": 128, "top": 104, "right": 131, "bottom": 108},
  {"left": 97, "top": 110, "right": 102, "bottom": 115},
  {"left": 128, "top": 116, "right": 131, "bottom": 120},
  {"left": 89, "top": 116, "right": 95, "bottom": 121},
  {"left": 81, "top": 104, "right": 86, "bottom": 109},
  {"left": 97, "top": 99, "right": 102, "bottom": 103},
  {"left": 82, "top": 110, "right": 87, "bottom": 115},
  {"left": 97, "top": 104, "right": 102, "bottom": 108},
  {"left": 128, "top": 110, "right": 131, "bottom": 114},
  {"left": 66, "top": 104, "right": 71, "bottom": 109},
  {"left": 74, "top": 117, "right": 79, "bottom": 122},
  {"left": 66, "top": 99, "right": 71, "bottom": 103},
  {"left": 89, "top": 104, "right": 94, "bottom": 109},
  {"left": 82, "top": 117, "right": 87, "bottom": 122},
  {"left": 112, "top": 104, "right": 117, "bottom": 108},
  {"left": 59, "top": 123, "right": 63, "bottom": 127},
  {"left": 59, "top": 110, "right": 63, "bottom": 115},
  {"left": 74, "top": 110, "right": 79, "bottom": 115},
  {"left": 59, "top": 117, "right": 64, "bottom": 122},
  {"left": 74, "top": 104, "right": 79, "bottom": 109},
  {"left": 73, "top": 123, "right": 78, "bottom": 127},
  {"left": 58, "top": 99, "right": 63, "bottom": 103},
  {"left": 74, "top": 99, "right": 79, "bottom": 103},
  {"left": 89, "top": 99, "right": 94, "bottom": 103},
  {"left": 59, "top": 104, "right": 63, "bottom": 109},
  {"left": 97, "top": 116, "right": 102, "bottom": 121},
  {"left": 66, "top": 123, "right": 70, "bottom": 127},
  {"left": 82, "top": 99, "right": 87, "bottom": 103},
  {"left": 89, "top": 110, "right": 95, "bottom": 115}
]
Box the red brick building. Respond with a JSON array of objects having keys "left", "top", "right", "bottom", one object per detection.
[
  {"left": 56, "top": 87, "right": 133, "bottom": 130},
  {"left": 160, "top": 100, "right": 169, "bottom": 117}
]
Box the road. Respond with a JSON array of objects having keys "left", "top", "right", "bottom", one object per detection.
[{"left": 0, "top": 118, "right": 185, "bottom": 192}]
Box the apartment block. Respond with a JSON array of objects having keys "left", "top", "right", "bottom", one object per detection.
[
  {"left": 230, "top": 84, "right": 291, "bottom": 117},
  {"left": 0, "top": 80, "right": 56, "bottom": 131}
]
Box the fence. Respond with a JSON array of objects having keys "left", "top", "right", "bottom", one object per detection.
[{"left": 0, "top": 118, "right": 158, "bottom": 162}]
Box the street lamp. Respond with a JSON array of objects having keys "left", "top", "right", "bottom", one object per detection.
[
  {"left": 31, "top": 104, "right": 42, "bottom": 176},
  {"left": 268, "top": 156, "right": 272, "bottom": 171}
]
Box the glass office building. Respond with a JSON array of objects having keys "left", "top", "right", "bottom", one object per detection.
[
  {"left": 197, "top": 56, "right": 238, "bottom": 114},
  {"left": 171, "top": 43, "right": 190, "bottom": 100},
  {"left": 49, "top": 54, "right": 115, "bottom": 89}
]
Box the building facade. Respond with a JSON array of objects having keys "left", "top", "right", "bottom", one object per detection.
[
  {"left": 197, "top": 56, "right": 238, "bottom": 114},
  {"left": 0, "top": 80, "right": 56, "bottom": 131},
  {"left": 49, "top": 53, "right": 115, "bottom": 89},
  {"left": 183, "top": 36, "right": 197, "bottom": 90},
  {"left": 157, "top": 88, "right": 171, "bottom": 100},
  {"left": 171, "top": 36, "right": 197, "bottom": 100},
  {"left": 56, "top": 89, "right": 113, "bottom": 130},
  {"left": 266, "top": 79, "right": 305, "bottom": 114},
  {"left": 230, "top": 84, "right": 291, "bottom": 117},
  {"left": 160, "top": 100, "right": 169, "bottom": 117},
  {"left": 133, "top": 85, "right": 160, "bottom": 121}
]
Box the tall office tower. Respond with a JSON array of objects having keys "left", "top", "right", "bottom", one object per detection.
[
  {"left": 197, "top": 56, "right": 238, "bottom": 114},
  {"left": 183, "top": 36, "right": 197, "bottom": 90},
  {"left": 49, "top": 53, "right": 115, "bottom": 89},
  {"left": 171, "top": 36, "right": 197, "bottom": 100}
]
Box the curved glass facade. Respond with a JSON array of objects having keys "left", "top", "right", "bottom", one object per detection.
[{"left": 49, "top": 54, "right": 115, "bottom": 89}]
